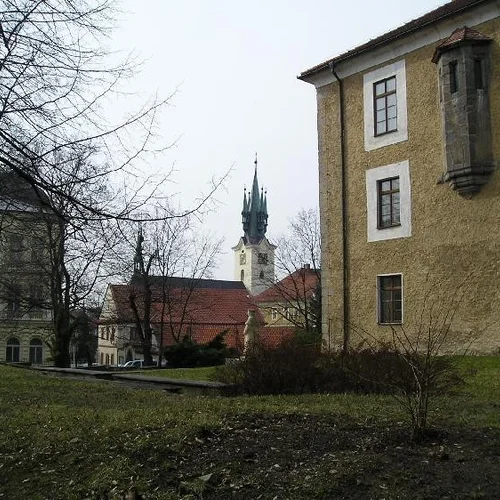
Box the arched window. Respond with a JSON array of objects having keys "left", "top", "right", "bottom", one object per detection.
[
  {"left": 6, "top": 337, "right": 20, "bottom": 362},
  {"left": 240, "top": 269, "right": 244, "bottom": 281},
  {"left": 105, "top": 353, "right": 110, "bottom": 365},
  {"left": 259, "top": 271, "right": 264, "bottom": 279},
  {"left": 29, "top": 338, "right": 43, "bottom": 365}
]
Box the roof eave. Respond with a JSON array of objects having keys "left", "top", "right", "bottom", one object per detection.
[{"left": 298, "top": 0, "right": 489, "bottom": 83}]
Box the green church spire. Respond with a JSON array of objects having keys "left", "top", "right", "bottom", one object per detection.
[{"left": 241, "top": 155, "right": 268, "bottom": 243}]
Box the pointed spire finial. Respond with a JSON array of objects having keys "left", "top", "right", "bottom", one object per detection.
[{"left": 254, "top": 152, "right": 258, "bottom": 169}]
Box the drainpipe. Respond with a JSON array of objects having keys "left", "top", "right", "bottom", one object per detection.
[{"left": 328, "top": 61, "right": 349, "bottom": 353}]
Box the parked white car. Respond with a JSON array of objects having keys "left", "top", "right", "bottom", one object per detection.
[{"left": 122, "top": 359, "right": 148, "bottom": 368}]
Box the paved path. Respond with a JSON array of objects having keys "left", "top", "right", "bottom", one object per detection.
[{"left": 32, "top": 366, "right": 228, "bottom": 395}]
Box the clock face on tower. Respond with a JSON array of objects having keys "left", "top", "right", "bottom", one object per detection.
[
  {"left": 257, "top": 252, "right": 268, "bottom": 265},
  {"left": 240, "top": 253, "right": 246, "bottom": 265}
]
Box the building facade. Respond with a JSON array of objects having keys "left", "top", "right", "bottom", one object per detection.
[
  {"left": 0, "top": 171, "right": 55, "bottom": 364},
  {"left": 300, "top": 0, "right": 500, "bottom": 353}
]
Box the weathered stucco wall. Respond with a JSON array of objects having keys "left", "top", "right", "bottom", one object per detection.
[{"left": 318, "top": 17, "right": 500, "bottom": 353}]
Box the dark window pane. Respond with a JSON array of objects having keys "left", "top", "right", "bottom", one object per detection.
[{"left": 474, "top": 59, "right": 483, "bottom": 89}]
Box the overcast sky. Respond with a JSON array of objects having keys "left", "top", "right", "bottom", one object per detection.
[{"left": 110, "top": 0, "right": 448, "bottom": 280}]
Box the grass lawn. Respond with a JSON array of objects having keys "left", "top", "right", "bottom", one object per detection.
[
  {"left": 0, "top": 357, "right": 499, "bottom": 499},
  {"left": 138, "top": 366, "right": 219, "bottom": 381}
]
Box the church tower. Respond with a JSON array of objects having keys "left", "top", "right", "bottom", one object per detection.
[{"left": 232, "top": 156, "right": 276, "bottom": 295}]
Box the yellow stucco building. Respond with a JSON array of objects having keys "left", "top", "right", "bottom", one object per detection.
[{"left": 300, "top": 0, "right": 500, "bottom": 353}]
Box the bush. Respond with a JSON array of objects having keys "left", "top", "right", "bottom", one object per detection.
[
  {"left": 214, "top": 340, "right": 463, "bottom": 398},
  {"left": 163, "top": 332, "right": 229, "bottom": 368}
]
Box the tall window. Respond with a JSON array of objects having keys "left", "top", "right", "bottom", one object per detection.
[
  {"left": 6, "top": 284, "right": 22, "bottom": 318},
  {"left": 378, "top": 177, "right": 400, "bottom": 228},
  {"left": 378, "top": 275, "right": 402, "bottom": 324},
  {"left": 9, "top": 234, "right": 23, "bottom": 264},
  {"left": 449, "top": 61, "right": 458, "bottom": 93},
  {"left": 6, "top": 337, "right": 20, "bottom": 362},
  {"left": 29, "top": 283, "right": 44, "bottom": 318},
  {"left": 374, "top": 76, "right": 397, "bottom": 135},
  {"left": 474, "top": 59, "right": 483, "bottom": 90},
  {"left": 29, "top": 338, "right": 43, "bottom": 364}
]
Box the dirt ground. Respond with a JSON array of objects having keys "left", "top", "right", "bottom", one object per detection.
[{"left": 155, "top": 413, "right": 500, "bottom": 499}]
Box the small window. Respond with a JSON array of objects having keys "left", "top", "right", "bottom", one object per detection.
[
  {"left": 449, "top": 61, "right": 458, "bottom": 93},
  {"left": 110, "top": 354, "right": 114, "bottom": 365},
  {"left": 110, "top": 327, "right": 115, "bottom": 343},
  {"left": 259, "top": 270, "right": 264, "bottom": 279},
  {"left": 240, "top": 269, "right": 244, "bottom": 281},
  {"left": 474, "top": 59, "right": 483, "bottom": 90},
  {"left": 373, "top": 76, "right": 397, "bottom": 136},
  {"left": 378, "top": 275, "right": 402, "bottom": 324},
  {"left": 105, "top": 326, "right": 110, "bottom": 341},
  {"left": 271, "top": 308, "right": 278, "bottom": 320},
  {"left": 239, "top": 252, "right": 246, "bottom": 265},
  {"left": 378, "top": 177, "right": 401, "bottom": 228}
]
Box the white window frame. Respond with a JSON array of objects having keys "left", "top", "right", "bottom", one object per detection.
[
  {"left": 366, "top": 160, "right": 411, "bottom": 242},
  {"left": 376, "top": 273, "right": 403, "bottom": 325},
  {"left": 363, "top": 60, "right": 408, "bottom": 151}
]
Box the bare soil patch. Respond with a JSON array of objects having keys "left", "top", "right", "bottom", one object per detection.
[{"left": 165, "top": 413, "right": 500, "bottom": 499}]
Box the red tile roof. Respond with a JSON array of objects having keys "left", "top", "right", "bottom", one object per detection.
[
  {"left": 107, "top": 280, "right": 261, "bottom": 325},
  {"left": 151, "top": 287, "right": 262, "bottom": 325},
  {"left": 254, "top": 267, "right": 320, "bottom": 303},
  {"left": 431, "top": 26, "right": 492, "bottom": 62},
  {"left": 299, "top": 0, "right": 490, "bottom": 80},
  {"left": 105, "top": 279, "right": 268, "bottom": 352}
]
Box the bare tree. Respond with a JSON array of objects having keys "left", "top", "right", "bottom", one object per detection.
[
  {"left": 125, "top": 212, "right": 222, "bottom": 365},
  {"left": 0, "top": 2, "right": 228, "bottom": 366},
  {"left": 0, "top": 1, "right": 227, "bottom": 222},
  {"left": 264, "top": 208, "right": 321, "bottom": 335}
]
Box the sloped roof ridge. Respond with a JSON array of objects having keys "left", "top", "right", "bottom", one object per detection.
[
  {"left": 299, "top": 0, "right": 489, "bottom": 78},
  {"left": 129, "top": 275, "right": 247, "bottom": 290}
]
